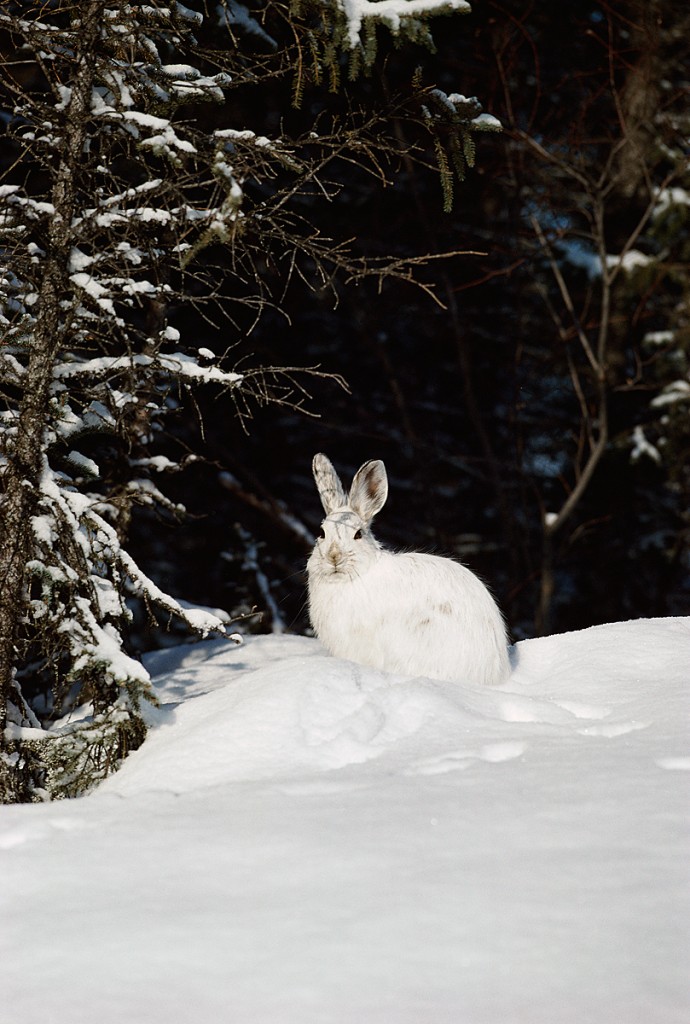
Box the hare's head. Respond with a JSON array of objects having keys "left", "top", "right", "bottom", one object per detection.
[{"left": 308, "top": 453, "right": 388, "bottom": 581}]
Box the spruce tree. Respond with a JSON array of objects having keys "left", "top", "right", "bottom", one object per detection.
[{"left": 0, "top": 0, "right": 484, "bottom": 800}]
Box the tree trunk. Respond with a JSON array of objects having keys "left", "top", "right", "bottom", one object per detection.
[
  {"left": 0, "top": 3, "right": 102, "bottom": 726},
  {"left": 615, "top": 0, "right": 662, "bottom": 200}
]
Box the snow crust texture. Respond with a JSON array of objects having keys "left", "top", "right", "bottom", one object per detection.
[{"left": 2, "top": 618, "right": 689, "bottom": 1023}]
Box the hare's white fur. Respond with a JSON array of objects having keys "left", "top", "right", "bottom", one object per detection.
[{"left": 307, "top": 454, "right": 510, "bottom": 686}]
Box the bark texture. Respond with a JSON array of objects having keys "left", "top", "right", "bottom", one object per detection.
[{"left": 0, "top": 3, "right": 103, "bottom": 726}]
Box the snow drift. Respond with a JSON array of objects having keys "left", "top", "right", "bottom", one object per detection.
[{"left": 1, "top": 617, "right": 689, "bottom": 1024}]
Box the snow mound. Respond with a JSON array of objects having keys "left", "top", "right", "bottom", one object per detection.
[
  {"left": 2, "top": 618, "right": 689, "bottom": 1024},
  {"left": 100, "top": 617, "right": 689, "bottom": 794}
]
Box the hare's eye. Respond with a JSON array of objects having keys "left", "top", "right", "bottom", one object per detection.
[{"left": 354, "top": 529, "right": 363, "bottom": 540}]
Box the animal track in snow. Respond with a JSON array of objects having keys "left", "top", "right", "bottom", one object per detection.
[
  {"left": 494, "top": 698, "right": 547, "bottom": 723},
  {"left": 479, "top": 741, "right": 527, "bottom": 763},
  {"left": 495, "top": 694, "right": 611, "bottom": 725},
  {"left": 577, "top": 720, "right": 650, "bottom": 738},
  {"left": 299, "top": 676, "right": 386, "bottom": 747},
  {"left": 553, "top": 700, "right": 611, "bottom": 720},
  {"left": 406, "top": 741, "right": 527, "bottom": 776},
  {"left": 496, "top": 693, "right": 646, "bottom": 740},
  {"left": 655, "top": 756, "right": 690, "bottom": 771},
  {"left": 408, "top": 750, "right": 474, "bottom": 776}
]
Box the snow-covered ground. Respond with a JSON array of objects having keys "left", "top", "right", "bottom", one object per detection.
[{"left": 2, "top": 618, "right": 689, "bottom": 1024}]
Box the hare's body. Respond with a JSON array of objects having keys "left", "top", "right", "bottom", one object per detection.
[
  {"left": 309, "top": 547, "right": 509, "bottom": 685},
  {"left": 307, "top": 454, "right": 510, "bottom": 686}
]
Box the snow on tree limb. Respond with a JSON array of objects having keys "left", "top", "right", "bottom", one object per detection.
[
  {"left": 51, "top": 352, "right": 243, "bottom": 387},
  {"left": 338, "top": 0, "right": 471, "bottom": 48}
]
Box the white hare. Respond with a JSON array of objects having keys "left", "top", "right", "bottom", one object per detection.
[{"left": 307, "top": 453, "right": 510, "bottom": 686}]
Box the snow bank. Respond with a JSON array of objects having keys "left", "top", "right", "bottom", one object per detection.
[{"left": 1, "top": 618, "right": 688, "bottom": 1024}]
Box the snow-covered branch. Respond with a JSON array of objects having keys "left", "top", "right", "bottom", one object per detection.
[{"left": 338, "top": 0, "right": 471, "bottom": 49}]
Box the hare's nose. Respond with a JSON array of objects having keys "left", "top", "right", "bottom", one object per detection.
[{"left": 326, "top": 543, "right": 342, "bottom": 565}]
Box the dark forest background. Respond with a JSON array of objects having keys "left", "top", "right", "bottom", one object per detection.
[
  {"left": 3, "top": 0, "right": 688, "bottom": 653},
  {"left": 123, "top": 0, "right": 688, "bottom": 645}
]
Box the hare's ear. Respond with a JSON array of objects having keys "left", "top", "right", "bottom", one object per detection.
[
  {"left": 312, "top": 453, "right": 347, "bottom": 514},
  {"left": 349, "top": 459, "right": 388, "bottom": 524}
]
